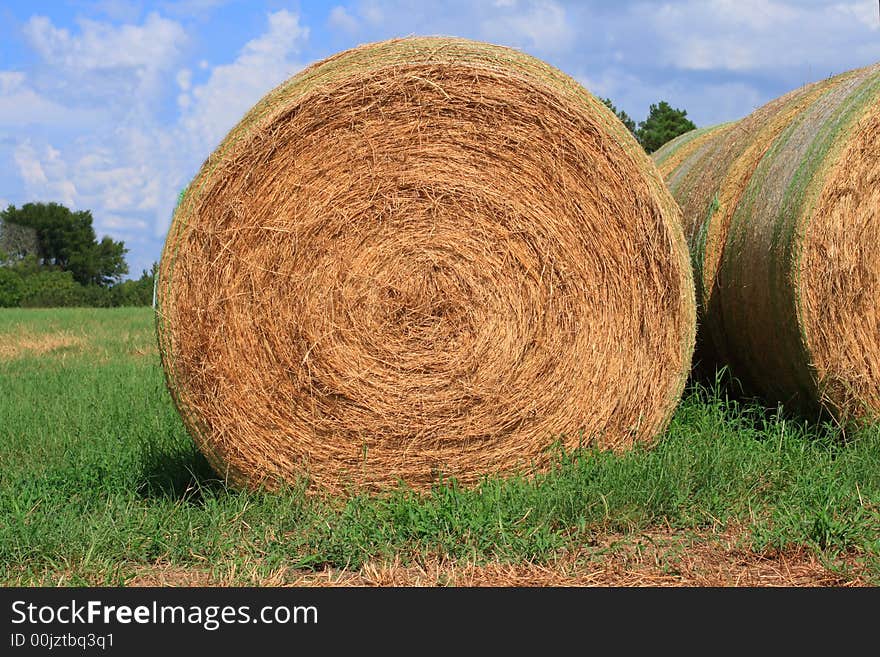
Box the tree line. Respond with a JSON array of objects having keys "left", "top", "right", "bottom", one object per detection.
[
  {"left": 601, "top": 99, "right": 696, "bottom": 153},
  {"left": 0, "top": 203, "right": 156, "bottom": 308}
]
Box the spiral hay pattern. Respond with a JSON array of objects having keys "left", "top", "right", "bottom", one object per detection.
[
  {"left": 157, "top": 38, "right": 695, "bottom": 493},
  {"left": 655, "top": 63, "right": 880, "bottom": 420}
]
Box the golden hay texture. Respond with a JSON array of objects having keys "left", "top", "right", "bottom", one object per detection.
[
  {"left": 157, "top": 37, "right": 696, "bottom": 493},
  {"left": 655, "top": 63, "right": 880, "bottom": 420}
]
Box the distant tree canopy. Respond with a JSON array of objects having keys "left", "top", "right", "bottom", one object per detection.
[
  {"left": 599, "top": 98, "right": 697, "bottom": 154},
  {"left": 600, "top": 97, "right": 637, "bottom": 136},
  {"left": 0, "top": 202, "right": 128, "bottom": 286},
  {"left": 636, "top": 101, "right": 697, "bottom": 153},
  {"left": 0, "top": 202, "right": 155, "bottom": 308},
  {"left": 0, "top": 219, "right": 38, "bottom": 262}
]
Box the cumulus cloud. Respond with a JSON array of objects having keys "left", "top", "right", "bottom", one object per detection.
[
  {"left": 99, "top": 213, "right": 149, "bottom": 231},
  {"left": 567, "top": 0, "right": 880, "bottom": 126},
  {"left": 651, "top": 0, "right": 880, "bottom": 76},
  {"left": 481, "top": 0, "right": 574, "bottom": 53},
  {"left": 23, "top": 13, "right": 185, "bottom": 71},
  {"left": 13, "top": 141, "right": 77, "bottom": 207},
  {"left": 90, "top": 0, "right": 144, "bottom": 22},
  {"left": 328, "top": 6, "right": 360, "bottom": 33},
  {"left": 7, "top": 10, "right": 308, "bottom": 274},
  {"left": 176, "top": 68, "right": 192, "bottom": 90},
  {"left": 10, "top": 13, "right": 188, "bottom": 230},
  {"left": 0, "top": 72, "right": 26, "bottom": 94},
  {"left": 359, "top": 2, "right": 384, "bottom": 26},
  {"left": 176, "top": 68, "right": 192, "bottom": 108},
  {"left": 21, "top": 12, "right": 187, "bottom": 116},
  {"left": 160, "top": 0, "right": 233, "bottom": 17},
  {"left": 328, "top": 0, "right": 576, "bottom": 53},
  {"left": 839, "top": 1, "right": 880, "bottom": 31},
  {"left": 178, "top": 9, "right": 309, "bottom": 150},
  {"left": 0, "top": 72, "right": 97, "bottom": 128}
]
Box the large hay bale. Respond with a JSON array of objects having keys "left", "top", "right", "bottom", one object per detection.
[
  {"left": 655, "top": 63, "right": 880, "bottom": 420},
  {"left": 156, "top": 37, "right": 696, "bottom": 492}
]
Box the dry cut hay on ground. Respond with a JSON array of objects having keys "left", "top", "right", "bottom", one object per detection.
[
  {"left": 157, "top": 37, "right": 696, "bottom": 493},
  {"left": 655, "top": 63, "right": 880, "bottom": 421},
  {"left": 124, "top": 528, "right": 865, "bottom": 587},
  {"left": 0, "top": 331, "right": 80, "bottom": 361}
]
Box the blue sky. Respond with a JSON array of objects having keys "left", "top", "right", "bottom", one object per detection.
[{"left": 1, "top": 0, "right": 879, "bottom": 276}]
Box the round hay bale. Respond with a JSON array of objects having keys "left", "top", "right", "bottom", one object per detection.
[
  {"left": 655, "top": 63, "right": 880, "bottom": 420},
  {"left": 156, "top": 37, "right": 696, "bottom": 493}
]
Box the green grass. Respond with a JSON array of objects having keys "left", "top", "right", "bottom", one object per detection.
[{"left": 1, "top": 308, "right": 878, "bottom": 585}]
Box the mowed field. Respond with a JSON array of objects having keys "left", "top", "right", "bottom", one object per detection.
[{"left": 1, "top": 308, "right": 878, "bottom": 586}]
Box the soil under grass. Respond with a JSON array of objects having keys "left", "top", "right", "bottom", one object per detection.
[{"left": 0, "top": 308, "right": 877, "bottom": 586}]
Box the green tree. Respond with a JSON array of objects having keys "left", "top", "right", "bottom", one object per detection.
[
  {"left": 0, "top": 268, "right": 24, "bottom": 307},
  {"left": 0, "top": 213, "right": 39, "bottom": 264},
  {"left": 0, "top": 202, "right": 128, "bottom": 286},
  {"left": 636, "top": 101, "right": 697, "bottom": 153},
  {"left": 110, "top": 263, "right": 157, "bottom": 307},
  {"left": 91, "top": 236, "right": 129, "bottom": 287},
  {"left": 600, "top": 97, "right": 637, "bottom": 136},
  {"left": 17, "top": 269, "right": 82, "bottom": 307}
]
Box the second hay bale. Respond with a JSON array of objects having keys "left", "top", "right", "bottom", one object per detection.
[{"left": 655, "top": 63, "right": 880, "bottom": 420}]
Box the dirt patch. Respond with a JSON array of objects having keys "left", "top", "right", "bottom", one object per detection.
[
  {"left": 0, "top": 332, "right": 81, "bottom": 361},
  {"left": 126, "top": 528, "right": 866, "bottom": 587}
]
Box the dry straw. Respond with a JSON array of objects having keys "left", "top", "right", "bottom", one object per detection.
[
  {"left": 655, "top": 63, "right": 880, "bottom": 421},
  {"left": 156, "top": 37, "right": 696, "bottom": 493}
]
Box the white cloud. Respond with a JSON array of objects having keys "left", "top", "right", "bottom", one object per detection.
[
  {"left": 360, "top": 2, "right": 384, "bottom": 26},
  {"left": 6, "top": 10, "right": 311, "bottom": 274},
  {"left": 328, "top": 6, "right": 360, "bottom": 33},
  {"left": 176, "top": 69, "right": 193, "bottom": 108},
  {"left": 652, "top": 0, "right": 784, "bottom": 71},
  {"left": 655, "top": 0, "right": 799, "bottom": 32},
  {"left": 652, "top": 0, "right": 880, "bottom": 74},
  {"left": 13, "top": 142, "right": 48, "bottom": 187},
  {"left": 22, "top": 12, "right": 187, "bottom": 113},
  {"left": 179, "top": 9, "right": 309, "bottom": 151},
  {"left": 676, "top": 37, "right": 757, "bottom": 72},
  {"left": 24, "top": 13, "right": 185, "bottom": 72},
  {"left": 90, "top": 0, "right": 143, "bottom": 22},
  {"left": 13, "top": 141, "right": 77, "bottom": 207},
  {"left": 325, "top": 1, "right": 577, "bottom": 54},
  {"left": 160, "top": 0, "right": 232, "bottom": 17},
  {"left": 99, "top": 213, "right": 148, "bottom": 232},
  {"left": 481, "top": 0, "right": 574, "bottom": 53},
  {"left": 176, "top": 68, "right": 192, "bottom": 91},
  {"left": 8, "top": 12, "right": 189, "bottom": 274},
  {"left": 0, "top": 71, "right": 96, "bottom": 128},
  {"left": 834, "top": 1, "right": 880, "bottom": 31},
  {"left": 0, "top": 72, "right": 26, "bottom": 95}
]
